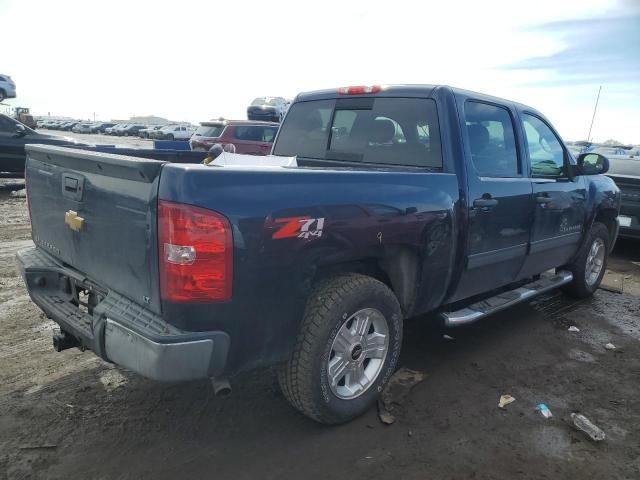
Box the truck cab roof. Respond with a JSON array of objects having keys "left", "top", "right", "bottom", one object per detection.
[{"left": 294, "top": 84, "right": 544, "bottom": 117}]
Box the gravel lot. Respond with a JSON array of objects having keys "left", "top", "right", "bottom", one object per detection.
[{"left": 0, "top": 178, "right": 639, "bottom": 480}]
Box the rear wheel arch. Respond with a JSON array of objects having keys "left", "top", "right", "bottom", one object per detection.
[{"left": 311, "top": 247, "right": 419, "bottom": 315}]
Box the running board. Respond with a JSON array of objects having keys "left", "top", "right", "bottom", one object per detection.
[{"left": 441, "top": 270, "right": 573, "bottom": 327}]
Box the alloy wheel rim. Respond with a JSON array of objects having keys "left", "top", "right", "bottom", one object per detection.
[
  {"left": 327, "top": 308, "right": 389, "bottom": 400},
  {"left": 585, "top": 238, "right": 605, "bottom": 286}
]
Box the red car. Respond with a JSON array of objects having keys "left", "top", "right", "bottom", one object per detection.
[{"left": 189, "top": 119, "right": 279, "bottom": 155}]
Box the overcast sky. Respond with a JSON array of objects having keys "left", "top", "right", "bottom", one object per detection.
[{"left": 1, "top": 0, "right": 638, "bottom": 143}]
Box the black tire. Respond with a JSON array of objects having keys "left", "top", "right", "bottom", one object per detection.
[
  {"left": 0, "top": 90, "right": 5, "bottom": 102},
  {"left": 562, "top": 222, "right": 610, "bottom": 298},
  {"left": 167, "top": 134, "right": 174, "bottom": 141},
  {"left": 278, "top": 274, "right": 403, "bottom": 424}
]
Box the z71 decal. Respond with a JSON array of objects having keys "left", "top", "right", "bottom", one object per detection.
[{"left": 272, "top": 216, "right": 325, "bottom": 239}]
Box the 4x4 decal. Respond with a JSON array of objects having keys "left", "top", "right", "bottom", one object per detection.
[{"left": 272, "top": 216, "right": 325, "bottom": 239}]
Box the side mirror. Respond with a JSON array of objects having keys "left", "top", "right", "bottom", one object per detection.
[
  {"left": 14, "top": 124, "right": 27, "bottom": 137},
  {"left": 577, "top": 152, "right": 609, "bottom": 175}
]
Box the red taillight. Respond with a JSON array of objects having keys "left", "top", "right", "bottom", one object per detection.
[
  {"left": 337, "top": 85, "right": 382, "bottom": 95},
  {"left": 158, "top": 200, "right": 233, "bottom": 303}
]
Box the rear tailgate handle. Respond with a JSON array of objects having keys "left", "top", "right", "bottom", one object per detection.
[{"left": 62, "top": 174, "right": 85, "bottom": 201}]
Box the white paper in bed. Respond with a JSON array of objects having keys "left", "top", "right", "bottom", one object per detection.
[{"left": 208, "top": 152, "right": 297, "bottom": 167}]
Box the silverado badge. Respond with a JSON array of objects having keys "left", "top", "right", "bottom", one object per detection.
[{"left": 64, "top": 210, "right": 84, "bottom": 232}]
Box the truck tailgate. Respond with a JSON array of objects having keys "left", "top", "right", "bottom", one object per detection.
[{"left": 25, "top": 145, "right": 165, "bottom": 313}]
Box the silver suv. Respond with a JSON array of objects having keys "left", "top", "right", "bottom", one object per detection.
[{"left": 0, "top": 74, "right": 17, "bottom": 102}]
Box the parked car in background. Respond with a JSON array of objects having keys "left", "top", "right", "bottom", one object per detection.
[
  {"left": 117, "top": 124, "right": 147, "bottom": 136},
  {"left": 607, "top": 157, "right": 640, "bottom": 239},
  {"left": 190, "top": 119, "right": 279, "bottom": 155},
  {"left": 138, "top": 125, "right": 163, "bottom": 138},
  {"left": 105, "top": 124, "right": 124, "bottom": 135},
  {"left": 72, "top": 123, "right": 94, "bottom": 134},
  {"left": 594, "top": 146, "right": 638, "bottom": 159},
  {"left": 247, "top": 97, "right": 290, "bottom": 122},
  {"left": 49, "top": 121, "right": 66, "bottom": 130},
  {"left": 60, "top": 122, "right": 81, "bottom": 131},
  {"left": 0, "top": 74, "right": 17, "bottom": 102},
  {"left": 109, "top": 124, "right": 131, "bottom": 136},
  {"left": 152, "top": 124, "right": 195, "bottom": 140},
  {"left": 90, "top": 122, "right": 116, "bottom": 133},
  {"left": 0, "top": 113, "right": 89, "bottom": 176}
]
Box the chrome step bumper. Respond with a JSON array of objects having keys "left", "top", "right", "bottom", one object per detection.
[{"left": 441, "top": 271, "right": 573, "bottom": 327}]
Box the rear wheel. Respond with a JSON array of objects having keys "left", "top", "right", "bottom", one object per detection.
[
  {"left": 278, "top": 274, "right": 402, "bottom": 424},
  {"left": 167, "top": 134, "right": 174, "bottom": 141},
  {"left": 563, "top": 222, "right": 610, "bottom": 298},
  {"left": 0, "top": 90, "right": 5, "bottom": 102}
]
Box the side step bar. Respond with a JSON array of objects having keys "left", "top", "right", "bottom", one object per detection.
[{"left": 441, "top": 270, "right": 573, "bottom": 327}]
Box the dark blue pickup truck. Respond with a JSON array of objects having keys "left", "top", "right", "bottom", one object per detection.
[{"left": 18, "top": 85, "right": 620, "bottom": 424}]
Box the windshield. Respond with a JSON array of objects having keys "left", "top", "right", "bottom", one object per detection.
[{"left": 273, "top": 97, "right": 443, "bottom": 168}]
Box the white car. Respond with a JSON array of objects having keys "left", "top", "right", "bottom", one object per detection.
[
  {"left": 0, "top": 74, "right": 17, "bottom": 102},
  {"left": 153, "top": 124, "right": 196, "bottom": 141}
]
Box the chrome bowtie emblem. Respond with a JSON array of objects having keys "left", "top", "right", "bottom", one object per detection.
[{"left": 64, "top": 210, "right": 84, "bottom": 232}]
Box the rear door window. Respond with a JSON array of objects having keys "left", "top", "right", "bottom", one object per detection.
[
  {"left": 273, "top": 97, "right": 442, "bottom": 168},
  {"left": 234, "top": 126, "right": 277, "bottom": 142},
  {"left": 464, "top": 101, "right": 519, "bottom": 177}
]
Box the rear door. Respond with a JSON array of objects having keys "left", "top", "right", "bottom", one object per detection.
[
  {"left": 518, "top": 112, "right": 587, "bottom": 276},
  {"left": 26, "top": 145, "right": 165, "bottom": 313},
  {"left": 451, "top": 99, "right": 535, "bottom": 302}
]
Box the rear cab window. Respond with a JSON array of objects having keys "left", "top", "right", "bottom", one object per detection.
[{"left": 273, "top": 97, "right": 443, "bottom": 169}]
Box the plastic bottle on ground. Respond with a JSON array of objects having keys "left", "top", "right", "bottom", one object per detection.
[{"left": 571, "top": 413, "right": 606, "bottom": 441}]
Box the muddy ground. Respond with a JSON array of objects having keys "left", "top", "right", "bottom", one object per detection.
[{"left": 0, "top": 179, "right": 638, "bottom": 480}]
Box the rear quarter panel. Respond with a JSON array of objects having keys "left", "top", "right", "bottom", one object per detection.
[{"left": 158, "top": 164, "right": 459, "bottom": 373}]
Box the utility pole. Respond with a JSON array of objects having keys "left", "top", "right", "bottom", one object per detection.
[{"left": 587, "top": 86, "right": 602, "bottom": 143}]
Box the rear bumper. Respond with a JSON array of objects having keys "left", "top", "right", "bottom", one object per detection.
[{"left": 17, "top": 247, "right": 230, "bottom": 382}]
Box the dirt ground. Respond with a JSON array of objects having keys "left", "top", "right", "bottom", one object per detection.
[{"left": 0, "top": 178, "right": 638, "bottom": 480}]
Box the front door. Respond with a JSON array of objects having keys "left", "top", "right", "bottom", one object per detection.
[
  {"left": 451, "top": 100, "right": 535, "bottom": 302},
  {"left": 518, "top": 113, "right": 587, "bottom": 277}
]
